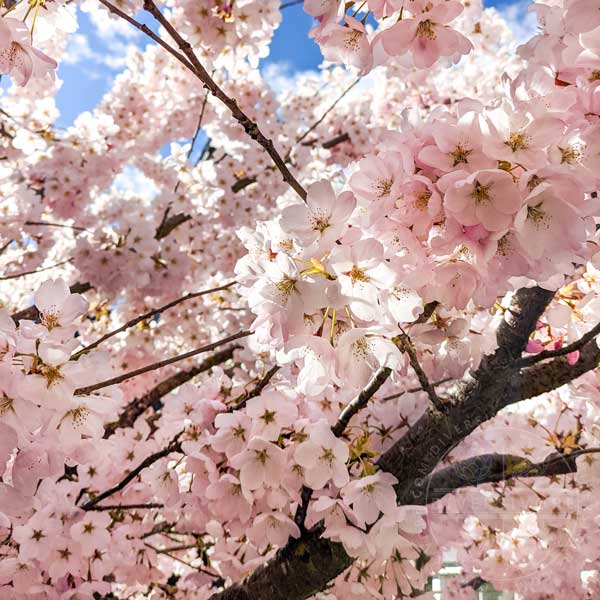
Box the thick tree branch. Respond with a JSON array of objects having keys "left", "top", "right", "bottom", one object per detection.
[
  {"left": 495, "top": 286, "right": 556, "bottom": 361},
  {"left": 518, "top": 338, "right": 600, "bottom": 400},
  {"left": 515, "top": 320, "right": 600, "bottom": 368},
  {"left": 395, "top": 449, "right": 597, "bottom": 505}
]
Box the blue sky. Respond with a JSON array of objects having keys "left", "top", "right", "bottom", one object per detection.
[{"left": 11, "top": 0, "right": 532, "bottom": 128}]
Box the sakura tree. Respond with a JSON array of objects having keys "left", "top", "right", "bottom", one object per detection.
[{"left": 1, "top": 0, "right": 600, "bottom": 598}]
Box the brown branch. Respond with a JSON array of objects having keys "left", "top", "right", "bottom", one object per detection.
[
  {"left": 186, "top": 83, "right": 212, "bottom": 161},
  {"left": 81, "top": 434, "right": 183, "bottom": 510},
  {"left": 291, "top": 77, "right": 361, "bottom": 152},
  {"left": 0, "top": 258, "right": 73, "bottom": 281},
  {"left": 74, "top": 330, "right": 251, "bottom": 395},
  {"left": 495, "top": 287, "right": 556, "bottom": 361},
  {"left": 515, "top": 320, "right": 600, "bottom": 368},
  {"left": 85, "top": 502, "right": 164, "bottom": 511},
  {"left": 72, "top": 281, "right": 236, "bottom": 359},
  {"left": 104, "top": 344, "right": 240, "bottom": 437},
  {"left": 320, "top": 132, "right": 350, "bottom": 149},
  {"left": 395, "top": 449, "right": 600, "bottom": 505},
  {"left": 140, "top": 0, "right": 307, "bottom": 201},
  {"left": 24, "top": 220, "right": 89, "bottom": 233},
  {"left": 382, "top": 378, "right": 453, "bottom": 402},
  {"left": 331, "top": 366, "right": 391, "bottom": 437},
  {"left": 155, "top": 211, "right": 192, "bottom": 240},
  {"left": 96, "top": 0, "right": 196, "bottom": 71},
  {"left": 395, "top": 332, "right": 445, "bottom": 412},
  {"left": 228, "top": 365, "right": 281, "bottom": 412},
  {"left": 518, "top": 337, "right": 600, "bottom": 401}
]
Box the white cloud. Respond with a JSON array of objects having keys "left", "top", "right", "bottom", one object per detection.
[
  {"left": 113, "top": 165, "right": 159, "bottom": 198},
  {"left": 63, "top": 33, "right": 100, "bottom": 65},
  {"left": 496, "top": 0, "right": 538, "bottom": 45},
  {"left": 261, "top": 61, "right": 319, "bottom": 95},
  {"left": 83, "top": 1, "right": 142, "bottom": 41}
]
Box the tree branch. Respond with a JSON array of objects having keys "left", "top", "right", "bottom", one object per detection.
[
  {"left": 395, "top": 332, "right": 445, "bottom": 412},
  {"left": 74, "top": 330, "right": 251, "bottom": 395},
  {"left": 140, "top": 0, "right": 307, "bottom": 201},
  {"left": 291, "top": 77, "right": 361, "bottom": 152},
  {"left": 0, "top": 258, "right": 73, "bottom": 281},
  {"left": 515, "top": 320, "right": 600, "bottom": 368},
  {"left": 73, "top": 281, "right": 236, "bottom": 359},
  {"left": 104, "top": 344, "right": 241, "bottom": 437},
  {"left": 395, "top": 449, "right": 600, "bottom": 505},
  {"left": 331, "top": 366, "right": 391, "bottom": 437},
  {"left": 495, "top": 286, "right": 556, "bottom": 361},
  {"left": 229, "top": 365, "right": 281, "bottom": 412},
  {"left": 81, "top": 434, "right": 183, "bottom": 510}
]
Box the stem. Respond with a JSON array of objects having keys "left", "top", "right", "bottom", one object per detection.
[
  {"left": 72, "top": 281, "right": 236, "bottom": 359},
  {"left": 74, "top": 330, "right": 251, "bottom": 395}
]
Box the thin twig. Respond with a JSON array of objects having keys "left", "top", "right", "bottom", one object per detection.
[
  {"left": 0, "top": 258, "right": 73, "bottom": 281},
  {"left": 295, "top": 366, "right": 392, "bottom": 532},
  {"left": 382, "top": 378, "right": 453, "bottom": 402},
  {"left": 186, "top": 80, "right": 212, "bottom": 161},
  {"left": 395, "top": 332, "right": 445, "bottom": 412},
  {"left": 72, "top": 281, "right": 236, "bottom": 359},
  {"left": 81, "top": 434, "right": 183, "bottom": 510},
  {"left": 140, "top": 0, "right": 307, "bottom": 201},
  {"left": 292, "top": 77, "right": 361, "bottom": 152},
  {"left": 331, "top": 366, "right": 392, "bottom": 437},
  {"left": 97, "top": 0, "right": 196, "bottom": 71},
  {"left": 229, "top": 365, "right": 281, "bottom": 412},
  {"left": 85, "top": 503, "right": 164, "bottom": 511},
  {"left": 25, "top": 220, "right": 89, "bottom": 233},
  {"left": 74, "top": 330, "right": 251, "bottom": 395},
  {"left": 104, "top": 344, "right": 241, "bottom": 437}
]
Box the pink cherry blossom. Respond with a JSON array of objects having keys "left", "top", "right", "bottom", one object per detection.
[
  {"left": 294, "top": 419, "right": 349, "bottom": 489},
  {"left": 380, "top": 1, "right": 472, "bottom": 68},
  {"left": 443, "top": 169, "right": 523, "bottom": 232},
  {"left": 0, "top": 17, "right": 57, "bottom": 86}
]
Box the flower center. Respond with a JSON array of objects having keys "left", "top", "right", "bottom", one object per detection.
[
  {"left": 346, "top": 264, "right": 370, "bottom": 284},
  {"left": 320, "top": 448, "right": 335, "bottom": 464},
  {"left": 470, "top": 180, "right": 492, "bottom": 204},
  {"left": 505, "top": 132, "right": 529, "bottom": 152},
  {"left": 526, "top": 203, "right": 550, "bottom": 229},
  {"left": 275, "top": 276, "right": 296, "bottom": 298},
  {"left": 416, "top": 20, "right": 437, "bottom": 40},
  {"left": 449, "top": 144, "right": 473, "bottom": 166},
  {"left": 375, "top": 178, "right": 393, "bottom": 197}
]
